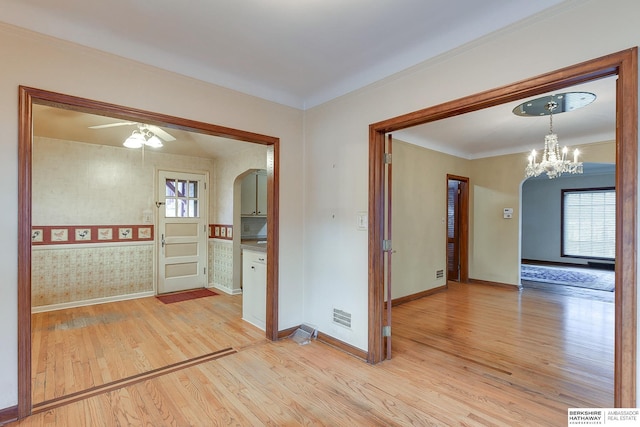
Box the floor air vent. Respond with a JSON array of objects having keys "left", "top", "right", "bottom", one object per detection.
[
  {"left": 290, "top": 323, "right": 317, "bottom": 345},
  {"left": 333, "top": 308, "right": 352, "bottom": 329}
]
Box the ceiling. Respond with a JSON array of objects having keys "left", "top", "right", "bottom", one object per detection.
[
  {"left": 32, "top": 104, "right": 259, "bottom": 159},
  {"left": 395, "top": 76, "right": 617, "bottom": 160},
  {"left": 2, "top": 0, "right": 565, "bottom": 109},
  {"left": 8, "top": 0, "right": 616, "bottom": 161}
]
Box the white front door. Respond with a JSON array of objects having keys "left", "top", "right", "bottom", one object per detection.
[{"left": 157, "top": 170, "right": 208, "bottom": 294}]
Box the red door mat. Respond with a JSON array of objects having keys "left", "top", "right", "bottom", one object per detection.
[{"left": 156, "top": 289, "right": 218, "bottom": 304}]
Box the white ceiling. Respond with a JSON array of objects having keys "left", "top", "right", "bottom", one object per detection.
[
  {"left": 1, "top": 0, "right": 565, "bottom": 109},
  {"left": 395, "top": 76, "right": 617, "bottom": 159},
  {"left": 5, "top": 0, "right": 616, "bottom": 161}
]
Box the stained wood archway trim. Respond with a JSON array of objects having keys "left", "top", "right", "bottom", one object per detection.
[
  {"left": 17, "top": 87, "right": 280, "bottom": 418},
  {"left": 368, "top": 48, "right": 637, "bottom": 407}
]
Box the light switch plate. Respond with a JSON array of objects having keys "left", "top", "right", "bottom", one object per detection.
[{"left": 356, "top": 212, "right": 368, "bottom": 230}]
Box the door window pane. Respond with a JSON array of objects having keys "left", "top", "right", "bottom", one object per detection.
[
  {"left": 165, "top": 179, "right": 176, "bottom": 196},
  {"left": 177, "top": 180, "right": 187, "bottom": 197},
  {"left": 164, "top": 178, "right": 200, "bottom": 218},
  {"left": 165, "top": 198, "right": 176, "bottom": 217}
]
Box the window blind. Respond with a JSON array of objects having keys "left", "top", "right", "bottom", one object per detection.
[{"left": 562, "top": 188, "right": 615, "bottom": 260}]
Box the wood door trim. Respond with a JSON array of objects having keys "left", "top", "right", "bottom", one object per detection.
[
  {"left": 17, "top": 87, "right": 281, "bottom": 418},
  {"left": 368, "top": 48, "right": 637, "bottom": 407}
]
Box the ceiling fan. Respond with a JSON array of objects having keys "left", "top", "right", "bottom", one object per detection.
[{"left": 89, "top": 121, "right": 176, "bottom": 148}]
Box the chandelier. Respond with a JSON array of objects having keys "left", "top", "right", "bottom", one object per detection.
[
  {"left": 515, "top": 92, "right": 595, "bottom": 179},
  {"left": 525, "top": 100, "right": 583, "bottom": 179}
]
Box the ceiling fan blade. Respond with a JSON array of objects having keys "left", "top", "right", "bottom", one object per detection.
[
  {"left": 89, "top": 121, "right": 138, "bottom": 129},
  {"left": 89, "top": 121, "right": 176, "bottom": 142},
  {"left": 147, "top": 125, "right": 176, "bottom": 141}
]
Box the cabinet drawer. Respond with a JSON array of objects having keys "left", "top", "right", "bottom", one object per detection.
[{"left": 243, "top": 250, "right": 266, "bottom": 264}]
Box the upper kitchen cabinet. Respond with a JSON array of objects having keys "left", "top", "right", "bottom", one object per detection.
[{"left": 241, "top": 170, "right": 267, "bottom": 216}]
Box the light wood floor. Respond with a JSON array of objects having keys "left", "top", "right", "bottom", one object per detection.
[
  {"left": 31, "top": 291, "right": 266, "bottom": 405},
  {"left": 12, "top": 282, "right": 613, "bottom": 426}
]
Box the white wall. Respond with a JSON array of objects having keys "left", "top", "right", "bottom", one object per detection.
[
  {"left": 0, "top": 23, "right": 304, "bottom": 409},
  {"left": 303, "top": 0, "right": 640, "bottom": 367}
]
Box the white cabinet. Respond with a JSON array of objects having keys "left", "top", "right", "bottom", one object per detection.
[
  {"left": 241, "top": 171, "right": 267, "bottom": 216},
  {"left": 242, "top": 249, "right": 266, "bottom": 330}
]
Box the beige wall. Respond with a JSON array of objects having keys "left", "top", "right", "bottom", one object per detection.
[
  {"left": 391, "top": 140, "right": 470, "bottom": 298},
  {"left": 0, "top": 22, "right": 304, "bottom": 408},
  {"left": 469, "top": 153, "right": 526, "bottom": 285}
]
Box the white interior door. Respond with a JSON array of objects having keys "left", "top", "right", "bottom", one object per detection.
[{"left": 157, "top": 170, "right": 208, "bottom": 294}]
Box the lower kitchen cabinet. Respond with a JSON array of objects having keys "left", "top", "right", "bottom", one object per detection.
[{"left": 242, "top": 249, "right": 266, "bottom": 330}]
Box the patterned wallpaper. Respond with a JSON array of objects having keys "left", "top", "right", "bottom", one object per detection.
[
  {"left": 32, "top": 235, "right": 236, "bottom": 309},
  {"left": 211, "top": 239, "right": 234, "bottom": 293},
  {"left": 32, "top": 244, "right": 153, "bottom": 307}
]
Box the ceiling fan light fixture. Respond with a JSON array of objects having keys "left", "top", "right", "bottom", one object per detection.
[
  {"left": 123, "top": 130, "right": 145, "bottom": 148},
  {"left": 145, "top": 133, "right": 163, "bottom": 148}
]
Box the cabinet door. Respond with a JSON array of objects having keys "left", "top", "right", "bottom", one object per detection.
[
  {"left": 241, "top": 173, "right": 257, "bottom": 215},
  {"left": 256, "top": 172, "right": 267, "bottom": 216},
  {"left": 242, "top": 250, "right": 266, "bottom": 330}
]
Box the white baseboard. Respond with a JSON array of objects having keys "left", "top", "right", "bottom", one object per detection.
[
  {"left": 31, "top": 291, "right": 156, "bottom": 313},
  {"left": 210, "top": 283, "right": 242, "bottom": 295}
]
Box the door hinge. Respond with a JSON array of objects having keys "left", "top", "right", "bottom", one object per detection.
[
  {"left": 382, "top": 325, "right": 391, "bottom": 337},
  {"left": 204, "top": 267, "right": 206, "bottom": 275},
  {"left": 382, "top": 240, "right": 392, "bottom": 252},
  {"left": 384, "top": 153, "right": 392, "bottom": 164}
]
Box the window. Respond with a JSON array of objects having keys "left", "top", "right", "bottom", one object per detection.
[
  {"left": 562, "top": 187, "right": 615, "bottom": 260},
  {"left": 165, "top": 178, "right": 199, "bottom": 218}
]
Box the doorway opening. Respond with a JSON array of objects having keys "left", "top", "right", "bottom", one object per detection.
[
  {"left": 18, "top": 87, "right": 280, "bottom": 417},
  {"left": 447, "top": 175, "right": 469, "bottom": 282},
  {"left": 520, "top": 162, "right": 616, "bottom": 300},
  {"left": 368, "top": 49, "right": 637, "bottom": 407}
]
